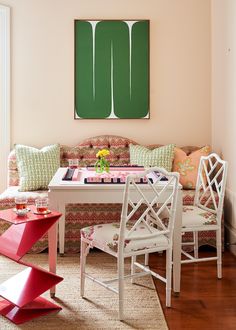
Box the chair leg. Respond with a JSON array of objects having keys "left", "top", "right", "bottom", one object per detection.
[
  {"left": 145, "top": 253, "right": 149, "bottom": 266},
  {"left": 216, "top": 229, "right": 222, "bottom": 279},
  {"left": 166, "top": 248, "right": 172, "bottom": 307},
  {"left": 131, "top": 256, "right": 136, "bottom": 284},
  {"left": 118, "top": 254, "right": 125, "bottom": 320},
  {"left": 193, "top": 232, "right": 199, "bottom": 259},
  {"left": 80, "top": 239, "right": 88, "bottom": 297}
]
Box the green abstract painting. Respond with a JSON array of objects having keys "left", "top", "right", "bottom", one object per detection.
[{"left": 74, "top": 20, "right": 149, "bottom": 119}]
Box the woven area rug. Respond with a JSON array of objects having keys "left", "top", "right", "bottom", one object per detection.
[{"left": 0, "top": 252, "right": 168, "bottom": 330}]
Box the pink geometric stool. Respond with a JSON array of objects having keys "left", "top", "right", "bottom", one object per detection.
[{"left": 0, "top": 206, "right": 63, "bottom": 324}]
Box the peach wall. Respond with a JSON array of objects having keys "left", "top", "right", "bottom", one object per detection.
[
  {"left": 212, "top": 0, "right": 236, "bottom": 254},
  {"left": 1, "top": 0, "right": 211, "bottom": 148},
  {"left": 0, "top": 5, "right": 10, "bottom": 193}
]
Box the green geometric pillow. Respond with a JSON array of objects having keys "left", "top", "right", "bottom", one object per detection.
[
  {"left": 129, "top": 144, "right": 175, "bottom": 172},
  {"left": 15, "top": 144, "right": 60, "bottom": 191}
]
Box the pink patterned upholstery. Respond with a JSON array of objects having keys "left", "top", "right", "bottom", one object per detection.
[
  {"left": 7, "top": 150, "right": 19, "bottom": 187},
  {"left": 1, "top": 135, "right": 220, "bottom": 253}
]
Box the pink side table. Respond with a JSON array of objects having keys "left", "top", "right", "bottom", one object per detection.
[{"left": 0, "top": 206, "right": 63, "bottom": 324}]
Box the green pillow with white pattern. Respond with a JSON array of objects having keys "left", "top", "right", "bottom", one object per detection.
[
  {"left": 129, "top": 144, "right": 175, "bottom": 172},
  {"left": 15, "top": 144, "right": 60, "bottom": 191}
]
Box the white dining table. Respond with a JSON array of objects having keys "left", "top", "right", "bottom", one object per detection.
[{"left": 48, "top": 167, "right": 183, "bottom": 294}]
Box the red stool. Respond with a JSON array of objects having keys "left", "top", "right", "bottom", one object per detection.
[{"left": 0, "top": 206, "right": 63, "bottom": 324}]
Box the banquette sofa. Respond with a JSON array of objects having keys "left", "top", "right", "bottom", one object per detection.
[{"left": 0, "top": 135, "right": 218, "bottom": 253}]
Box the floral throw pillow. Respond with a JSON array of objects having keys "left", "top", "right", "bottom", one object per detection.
[
  {"left": 15, "top": 144, "right": 60, "bottom": 191},
  {"left": 172, "top": 146, "right": 211, "bottom": 189},
  {"left": 129, "top": 144, "right": 175, "bottom": 172}
]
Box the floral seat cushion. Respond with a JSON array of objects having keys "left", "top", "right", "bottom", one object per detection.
[
  {"left": 182, "top": 206, "right": 217, "bottom": 229},
  {"left": 81, "top": 222, "right": 169, "bottom": 253}
]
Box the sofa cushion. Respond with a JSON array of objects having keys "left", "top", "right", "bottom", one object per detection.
[
  {"left": 0, "top": 186, "right": 48, "bottom": 210},
  {"left": 129, "top": 144, "right": 175, "bottom": 171},
  {"left": 172, "top": 146, "right": 211, "bottom": 189},
  {"left": 15, "top": 144, "right": 60, "bottom": 191}
]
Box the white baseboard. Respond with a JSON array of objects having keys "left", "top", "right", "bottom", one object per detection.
[{"left": 224, "top": 188, "right": 236, "bottom": 256}]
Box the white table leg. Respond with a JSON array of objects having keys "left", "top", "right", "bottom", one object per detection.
[
  {"left": 173, "top": 189, "right": 182, "bottom": 294},
  {"left": 49, "top": 190, "right": 66, "bottom": 255},
  {"left": 58, "top": 203, "right": 66, "bottom": 255}
]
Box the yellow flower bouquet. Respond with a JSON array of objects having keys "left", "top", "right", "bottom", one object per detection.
[{"left": 95, "top": 149, "right": 110, "bottom": 173}]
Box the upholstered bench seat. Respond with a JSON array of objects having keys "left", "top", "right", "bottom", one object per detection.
[
  {"left": 0, "top": 135, "right": 221, "bottom": 253},
  {"left": 0, "top": 186, "right": 219, "bottom": 253},
  {"left": 0, "top": 186, "right": 48, "bottom": 209},
  {"left": 0, "top": 186, "right": 196, "bottom": 211}
]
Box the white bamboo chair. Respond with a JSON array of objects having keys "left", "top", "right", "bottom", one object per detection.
[
  {"left": 181, "top": 153, "right": 228, "bottom": 278},
  {"left": 80, "top": 167, "right": 179, "bottom": 320}
]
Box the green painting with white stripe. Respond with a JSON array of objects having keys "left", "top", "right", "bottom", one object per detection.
[{"left": 74, "top": 20, "right": 149, "bottom": 119}]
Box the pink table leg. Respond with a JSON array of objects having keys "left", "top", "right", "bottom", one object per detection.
[{"left": 48, "top": 221, "right": 58, "bottom": 297}]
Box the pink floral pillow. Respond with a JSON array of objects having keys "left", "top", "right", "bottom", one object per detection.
[{"left": 172, "top": 146, "right": 211, "bottom": 189}]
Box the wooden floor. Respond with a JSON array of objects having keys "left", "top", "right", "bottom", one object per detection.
[{"left": 149, "top": 248, "right": 236, "bottom": 330}]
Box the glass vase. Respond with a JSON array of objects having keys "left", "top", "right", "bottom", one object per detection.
[{"left": 95, "top": 157, "right": 110, "bottom": 173}]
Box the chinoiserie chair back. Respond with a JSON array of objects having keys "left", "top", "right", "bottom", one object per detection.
[
  {"left": 80, "top": 167, "right": 180, "bottom": 320},
  {"left": 194, "top": 153, "right": 228, "bottom": 225},
  {"left": 118, "top": 168, "right": 179, "bottom": 255},
  {"left": 181, "top": 153, "right": 228, "bottom": 278}
]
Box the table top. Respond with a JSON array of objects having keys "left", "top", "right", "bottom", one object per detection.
[
  {"left": 0, "top": 206, "right": 61, "bottom": 224},
  {"left": 49, "top": 167, "right": 182, "bottom": 191}
]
